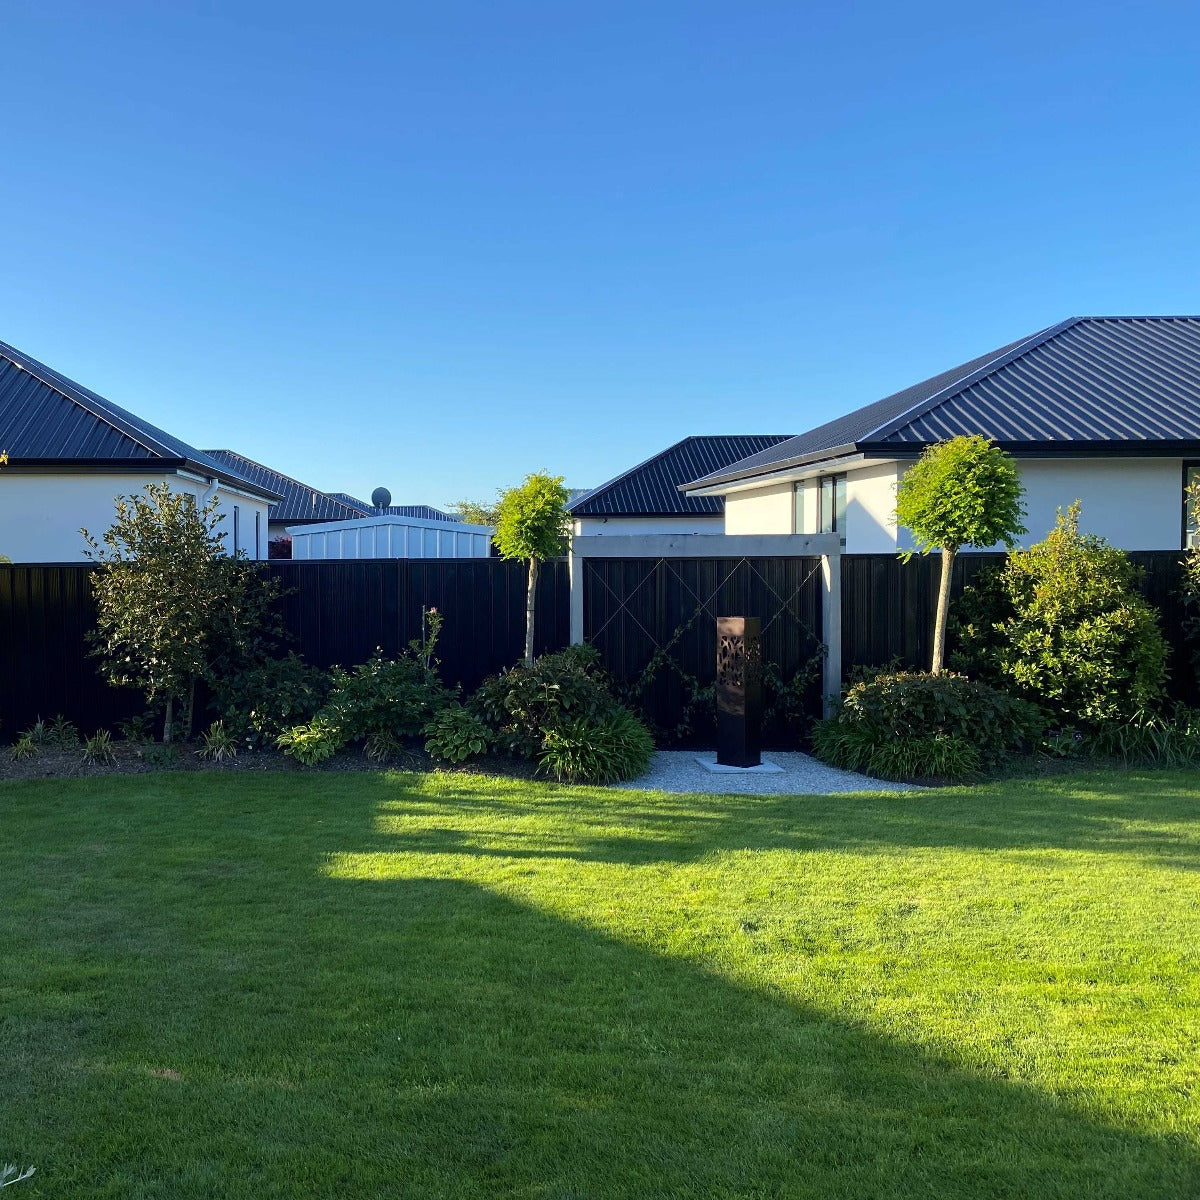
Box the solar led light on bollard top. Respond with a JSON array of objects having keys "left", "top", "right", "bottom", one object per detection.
[{"left": 716, "top": 616, "right": 762, "bottom": 768}]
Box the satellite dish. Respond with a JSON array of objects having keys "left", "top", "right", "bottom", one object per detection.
[{"left": 371, "top": 486, "right": 392, "bottom": 509}]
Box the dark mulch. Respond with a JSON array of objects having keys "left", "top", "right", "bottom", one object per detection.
[{"left": 0, "top": 741, "right": 539, "bottom": 783}]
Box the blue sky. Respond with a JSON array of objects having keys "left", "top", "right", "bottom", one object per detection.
[{"left": 2, "top": 1, "right": 1199, "bottom": 506}]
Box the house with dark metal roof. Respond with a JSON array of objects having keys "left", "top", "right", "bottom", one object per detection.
[
  {"left": 204, "top": 450, "right": 373, "bottom": 540},
  {"left": 569, "top": 435, "right": 793, "bottom": 536},
  {"left": 0, "top": 336, "right": 278, "bottom": 562},
  {"left": 682, "top": 317, "right": 1200, "bottom": 552},
  {"left": 330, "top": 494, "right": 461, "bottom": 524}
]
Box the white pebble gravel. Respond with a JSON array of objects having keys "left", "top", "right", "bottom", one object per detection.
[{"left": 616, "top": 750, "right": 917, "bottom": 795}]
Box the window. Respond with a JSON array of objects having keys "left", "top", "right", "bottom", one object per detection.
[
  {"left": 1186, "top": 465, "right": 1200, "bottom": 549},
  {"left": 255, "top": 510, "right": 261, "bottom": 559},
  {"left": 819, "top": 474, "right": 847, "bottom": 547},
  {"left": 792, "top": 482, "right": 806, "bottom": 533},
  {"left": 233, "top": 504, "right": 241, "bottom": 553}
]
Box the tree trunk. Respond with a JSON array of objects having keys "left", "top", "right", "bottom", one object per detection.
[
  {"left": 163, "top": 695, "right": 174, "bottom": 744},
  {"left": 185, "top": 676, "right": 197, "bottom": 740},
  {"left": 524, "top": 557, "right": 538, "bottom": 666},
  {"left": 931, "top": 546, "right": 956, "bottom": 676}
]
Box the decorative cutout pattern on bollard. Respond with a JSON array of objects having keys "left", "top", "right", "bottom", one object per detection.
[{"left": 716, "top": 616, "right": 762, "bottom": 768}]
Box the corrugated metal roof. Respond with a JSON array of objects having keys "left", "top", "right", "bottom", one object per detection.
[
  {"left": 685, "top": 318, "right": 1200, "bottom": 490},
  {"left": 329, "top": 494, "right": 461, "bottom": 523},
  {"left": 379, "top": 504, "right": 461, "bottom": 522},
  {"left": 0, "top": 336, "right": 278, "bottom": 500},
  {"left": 571, "top": 435, "right": 793, "bottom": 516},
  {"left": 204, "top": 450, "right": 372, "bottom": 522}
]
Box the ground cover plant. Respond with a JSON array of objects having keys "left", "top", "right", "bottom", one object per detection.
[{"left": 2, "top": 770, "right": 1199, "bottom": 1198}]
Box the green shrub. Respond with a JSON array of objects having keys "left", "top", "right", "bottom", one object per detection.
[
  {"left": 138, "top": 742, "right": 180, "bottom": 769},
  {"left": 538, "top": 705, "right": 655, "bottom": 784},
  {"left": 811, "top": 671, "right": 1042, "bottom": 781},
  {"left": 82, "top": 729, "right": 116, "bottom": 765},
  {"left": 11, "top": 733, "right": 38, "bottom": 761},
  {"left": 197, "top": 720, "right": 239, "bottom": 762},
  {"left": 276, "top": 719, "right": 342, "bottom": 766},
  {"left": 1087, "top": 706, "right": 1200, "bottom": 767},
  {"left": 954, "top": 504, "right": 1168, "bottom": 725},
  {"left": 812, "top": 722, "right": 980, "bottom": 782},
  {"left": 214, "top": 653, "right": 329, "bottom": 748},
  {"left": 323, "top": 650, "right": 455, "bottom": 746},
  {"left": 424, "top": 705, "right": 491, "bottom": 764},
  {"left": 472, "top": 645, "right": 613, "bottom": 757},
  {"left": 23, "top": 719, "right": 50, "bottom": 746},
  {"left": 49, "top": 714, "right": 80, "bottom": 748},
  {"left": 116, "top": 713, "right": 156, "bottom": 743}
]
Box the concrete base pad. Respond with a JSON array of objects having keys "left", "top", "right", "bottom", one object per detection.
[{"left": 695, "top": 754, "right": 784, "bottom": 774}]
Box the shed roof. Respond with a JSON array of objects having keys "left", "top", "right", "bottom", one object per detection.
[
  {"left": 685, "top": 317, "right": 1200, "bottom": 490},
  {"left": 330, "top": 494, "right": 461, "bottom": 523},
  {"left": 0, "top": 337, "right": 277, "bottom": 500},
  {"left": 571, "top": 435, "right": 793, "bottom": 517},
  {"left": 204, "top": 450, "right": 372, "bottom": 523}
]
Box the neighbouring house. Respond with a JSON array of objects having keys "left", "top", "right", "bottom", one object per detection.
[
  {"left": 204, "top": 450, "right": 372, "bottom": 541},
  {"left": 681, "top": 317, "right": 1200, "bottom": 553},
  {"left": 0, "top": 337, "right": 278, "bottom": 562},
  {"left": 569, "top": 435, "right": 793, "bottom": 536}
]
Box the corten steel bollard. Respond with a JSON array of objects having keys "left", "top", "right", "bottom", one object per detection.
[{"left": 716, "top": 616, "right": 762, "bottom": 768}]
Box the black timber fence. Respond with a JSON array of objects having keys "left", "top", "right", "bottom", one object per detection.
[
  {"left": 582, "top": 556, "right": 825, "bottom": 743},
  {"left": 840, "top": 551, "right": 1195, "bottom": 701},
  {"left": 0, "top": 559, "right": 569, "bottom": 737},
  {"left": 0, "top": 550, "right": 1194, "bottom": 741}
]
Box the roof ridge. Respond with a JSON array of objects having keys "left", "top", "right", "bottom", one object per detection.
[
  {"left": 860, "top": 318, "right": 1084, "bottom": 444},
  {"left": 204, "top": 448, "right": 360, "bottom": 506},
  {"left": 568, "top": 436, "right": 697, "bottom": 511},
  {"left": 568, "top": 435, "right": 791, "bottom": 514},
  {"left": 0, "top": 338, "right": 176, "bottom": 461}
]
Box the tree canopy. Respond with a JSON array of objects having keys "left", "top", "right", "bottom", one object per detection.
[
  {"left": 894, "top": 436, "right": 1026, "bottom": 674},
  {"left": 493, "top": 473, "right": 569, "bottom": 665},
  {"left": 895, "top": 435, "right": 1026, "bottom": 557}
]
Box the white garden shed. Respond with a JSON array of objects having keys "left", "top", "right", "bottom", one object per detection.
[{"left": 286, "top": 513, "right": 494, "bottom": 559}]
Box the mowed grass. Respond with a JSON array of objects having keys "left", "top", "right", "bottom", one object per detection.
[{"left": 2, "top": 770, "right": 1199, "bottom": 1199}]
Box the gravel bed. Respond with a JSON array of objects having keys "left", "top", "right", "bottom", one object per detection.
[{"left": 616, "top": 750, "right": 918, "bottom": 795}]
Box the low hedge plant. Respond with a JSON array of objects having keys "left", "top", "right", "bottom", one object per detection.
[{"left": 811, "top": 670, "right": 1043, "bottom": 782}]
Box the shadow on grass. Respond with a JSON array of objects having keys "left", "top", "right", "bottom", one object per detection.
[
  {"left": 367, "top": 771, "right": 1200, "bottom": 870},
  {"left": 303, "top": 872, "right": 1200, "bottom": 1198},
  {"left": 3, "top": 770, "right": 1199, "bottom": 1197}
]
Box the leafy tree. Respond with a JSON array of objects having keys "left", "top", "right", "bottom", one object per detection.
[
  {"left": 984, "top": 502, "right": 1167, "bottom": 725},
  {"left": 83, "top": 483, "right": 281, "bottom": 741},
  {"left": 451, "top": 498, "right": 499, "bottom": 526},
  {"left": 894, "top": 435, "right": 1026, "bottom": 674},
  {"left": 492, "top": 472, "right": 569, "bottom": 665}
]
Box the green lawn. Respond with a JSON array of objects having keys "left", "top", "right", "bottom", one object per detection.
[{"left": 2, "top": 770, "right": 1199, "bottom": 1199}]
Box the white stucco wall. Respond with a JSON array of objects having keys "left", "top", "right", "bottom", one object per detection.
[
  {"left": 845, "top": 462, "right": 905, "bottom": 553},
  {"left": 0, "top": 471, "right": 271, "bottom": 562},
  {"left": 723, "top": 482, "right": 794, "bottom": 535},
  {"left": 573, "top": 515, "right": 724, "bottom": 537},
  {"left": 718, "top": 456, "right": 1186, "bottom": 553},
  {"left": 1012, "top": 458, "right": 1183, "bottom": 550}
]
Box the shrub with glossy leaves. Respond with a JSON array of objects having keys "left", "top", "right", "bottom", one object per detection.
[
  {"left": 811, "top": 670, "right": 1042, "bottom": 781},
  {"left": 323, "top": 650, "right": 455, "bottom": 746},
  {"left": 472, "top": 645, "right": 613, "bottom": 758},
  {"left": 276, "top": 718, "right": 342, "bottom": 766},
  {"left": 424, "top": 705, "right": 491, "bottom": 764},
  {"left": 956, "top": 503, "right": 1168, "bottom": 725},
  {"left": 538, "top": 705, "right": 655, "bottom": 785},
  {"left": 215, "top": 653, "right": 330, "bottom": 748}
]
